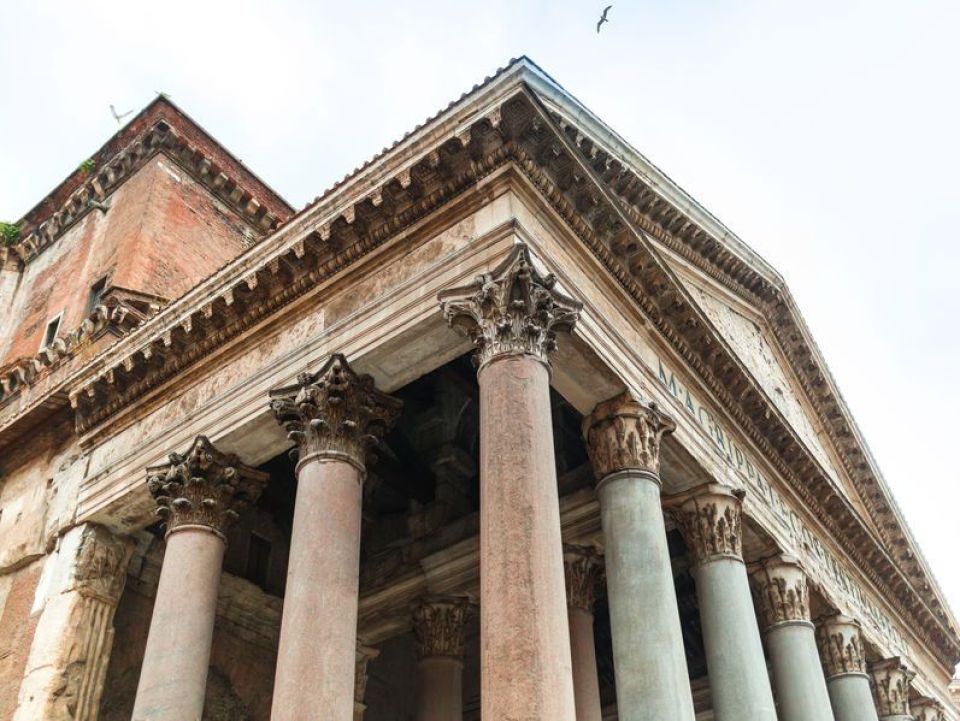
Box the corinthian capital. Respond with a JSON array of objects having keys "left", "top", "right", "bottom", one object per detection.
[
  {"left": 438, "top": 243, "right": 581, "bottom": 370},
  {"left": 815, "top": 613, "right": 867, "bottom": 678},
  {"left": 146, "top": 436, "right": 267, "bottom": 537},
  {"left": 564, "top": 545, "right": 604, "bottom": 613},
  {"left": 412, "top": 596, "right": 473, "bottom": 660},
  {"left": 270, "top": 354, "right": 402, "bottom": 471},
  {"left": 749, "top": 555, "right": 811, "bottom": 630},
  {"left": 868, "top": 657, "right": 915, "bottom": 717},
  {"left": 913, "top": 699, "right": 947, "bottom": 721},
  {"left": 668, "top": 484, "right": 744, "bottom": 567},
  {"left": 582, "top": 392, "right": 675, "bottom": 479}
]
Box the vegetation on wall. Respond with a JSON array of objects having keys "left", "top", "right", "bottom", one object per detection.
[
  {"left": 78, "top": 158, "right": 96, "bottom": 174},
  {"left": 0, "top": 221, "right": 21, "bottom": 247}
]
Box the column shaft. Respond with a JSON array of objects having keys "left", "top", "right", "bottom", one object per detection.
[
  {"left": 568, "top": 607, "right": 602, "bottom": 721},
  {"left": 765, "top": 622, "right": 834, "bottom": 721},
  {"left": 599, "top": 472, "right": 694, "bottom": 721},
  {"left": 132, "top": 528, "right": 224, "bottom": 720},
  {"left": 479, "top": 355, "right": 576, "bottom": 721},
  {"left": 416, "top": 657, "right": 464, "bottom": 721},
  {"left": 827, "top": 675, "right": 881, "bottom": 721},
  {"left": 271, "top": 457, "right": 363, "bottom": 721}
]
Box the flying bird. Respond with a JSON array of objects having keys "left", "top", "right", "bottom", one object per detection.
[
  {"left": 596, "top": 5, "right": 612, "bottom": 33},
  {"left": 109, "top": 104, "right": 133, "bottom": 125}
]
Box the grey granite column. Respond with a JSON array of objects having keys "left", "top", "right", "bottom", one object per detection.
[
  {"left": 132, "top": 437, "right": 267, "bottom": 721},
  {"left": 440, "top": 242, "right": 581, "bottom": 721},
  {"left": 670, "top": 483, "right": 777, "bottom": 721},
  {"left": 413, "top": 597, "right": 472, "bottom": 721},
  {"left": 269, "top": 354, "right": 401, "bottom": 721},
  {"left": 582, "top": 393, "right": 695, "bottom": 721},
  {"left": 563, "top": 546, "right": 604, "bottom": 721},
  {"left": 750, "top": 555, "right": 833, "bottom": 721},
  {"left": 815, "top": 613, "right": 879, "bottom": 721},
  {"left": 868, "top": 657, "right": 915, "bottom": 721}
]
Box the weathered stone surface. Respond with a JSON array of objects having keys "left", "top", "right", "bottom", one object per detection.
[{"left": 582, "top": 392, "right": 675, "bottom": 479}]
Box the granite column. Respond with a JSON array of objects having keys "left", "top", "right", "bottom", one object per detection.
[
  {"left": 269, "top": 354, "right": 401, "bottom": 721},
  {"left": 750, "top": 555, "right": 833, "bottom": 721},
  {"left": 440, "top": 242, "right": 581, "bottom": 721},
  {"left": 563, "top": 546, "right": 604, "bottom": 721},
  {"left": 132, "top": 437, "right": 267, "bottom": 721},
  {"left": 582, "top": 393, "right": 695, "bottom": 721},
  {"left": 815, "top": 613, "right": 879, "bottom": 721},
  {"left": 413, "top": 596, "right": 472, "bottom": 721},
  {"left": 669, "top": 484, "right": 777, "bottom": 721}
]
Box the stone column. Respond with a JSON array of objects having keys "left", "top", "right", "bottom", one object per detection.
[
  {"left": 868, "top": 657, "right": 915, "bottom": 721},
  {"left": 750, "top": 555, "right": 833, "bottom": 721},
  {"left": 563, "top": 546, "right": 604, "bottom": 721},
  {"left": 12, "top": 524, "right": 132, "bottom": 721},
  {"left": 132, "top": 436, "right": 267, "bottom": 721},
  {"left": 354, "top": 642, "right": 380, "bottom": 721},
  {"left": 815, "top": 613, "right": 879, "bottom": 721},
  {"left": 912, "top": 699, "right": 948, "bottom": 721},
  {"left": 669, "top": 484, "right": 777, "bottom": 721},
  {"left": 440, "top": 242, "right": 581, "bottom": 721},
  {"left": 582, "top": 393, "right": 695, "bottom": 721},
  {"left": 412, "top": 596, "right": 472, "bottom": 721},
  {"left": 269, "top": 354, "right": 401, "bottom": 721}
]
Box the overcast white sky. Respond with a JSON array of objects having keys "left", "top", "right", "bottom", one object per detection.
[{"left": 2, "top": 0, "right": 957, "bottom": 670}]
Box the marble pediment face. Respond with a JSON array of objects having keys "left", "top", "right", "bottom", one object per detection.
[{"left": 670, "top": 267, "right": 864, "bottom": 506}]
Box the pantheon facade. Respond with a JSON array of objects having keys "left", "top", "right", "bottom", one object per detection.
[{"left": 0, "top": 58, "right": 957, "bottom": 721}]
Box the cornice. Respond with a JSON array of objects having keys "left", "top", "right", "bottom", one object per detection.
[{"left": 0, "top": 65, "right": 954, "bottom": 670}]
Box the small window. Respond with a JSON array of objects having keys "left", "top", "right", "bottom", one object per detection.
[
  {"left": 41, "top": 314, "right": 62, "bottom": 350},
  {"left": 245, "top": 533, "right": 271, "bottom": 588},
  {"left": 87, "top": 277, "right": 107, "bottom": 314}
]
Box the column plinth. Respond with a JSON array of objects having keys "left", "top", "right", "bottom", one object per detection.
[
  {"left": 749, "top": 555, "right": 833, "bottom": 721},
  {"left": 582, "top": 393, "right": 694, "bottom": 721},
  {"left": 413, "top": 596, "right": 472, "bottom": 721},
  {"left": 132, "top": 437, "right": 266, "bottom": 721},
  {"left": 669, "top": 483, "right": 777, "bottom": 721},
  {"left": 440, "top": 242, "right": 581, "bottom": 721},
  {"left": 563, "top": 546, "right": 604, "bottom": 721},
  {"left": 868, "top": 657, "right": 915, "bottom": 721},
  {"left": 815, "top": 613, "right": 879, "bottom": 721},
  {"left": 269, "top": 354, "right": 401, "bottom": 721}
]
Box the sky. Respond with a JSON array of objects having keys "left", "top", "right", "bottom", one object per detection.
[{"left": 1, "top": 0, "right": 958, "bottom": 671}]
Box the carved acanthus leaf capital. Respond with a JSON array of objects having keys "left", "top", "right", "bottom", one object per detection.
[
  {"left": 582, "top": 392, "right": 676, "bottom": 479},
  {"left": 270, "top": 353, "right": 402, "bottom": 471},
  {"left": 749, "top": 555, "right": 811, "bottom": 629},
  {"left": 72, "top": 524, "right": 133, "bottom": 604},
  {"left": 564, "top": 545, "right": 604, "bottom": 613},
  {"left": 868, "top": 658, "right": 915, "bottom": 717},
  {"left": 146, "top": 436, "right": 267, "bottom": 537},
  {"left": 668, "top": 484, "right": 744, "bottom": 567},
  {"left": 815, "top": 614, "right": 867, "bottom": 678},
  {"left": 438, "top": 243, "right": 581, "bottom": 370},
  {"left": 413, "top": 596, "right": 473, "bottom": 660},
  {"left": 913, "top": 699, "right": 948, "bottom": 721}
]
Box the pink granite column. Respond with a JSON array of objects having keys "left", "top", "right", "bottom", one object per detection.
[
  {"left": 440, "top": 242, "right": 581, "bottom": 721},
  {"left": 269, "top": 354, "right": 401, "bottom": 721},
  {"left": 564, "top": 546, "right": 603, "bottom": 721},
  {"left": 413, "top": 596, "right": 472, "bottom": 721},
  {"left": 132, "top": 437, "right": 267, "bottom": 721}
]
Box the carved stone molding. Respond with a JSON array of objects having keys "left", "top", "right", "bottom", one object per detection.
[
  {"left": 582, "top": 392, "right": 676, "bottom": 479},
  {"left": 146, "top": 435, "right": 268, "bottom": 537},
  {"left": 72, "top": 523, "right": 132, "bottom": 605},
  {"left": 412, "top": 596, "right": 473, "bottom": 660},
  {"left": 355, "top": 642, "right": 380, "bottom": 707},
  {"left": 563, "top": 545, "right": 604, "bottom": 613},
  {"left": 912, "top": 699, "right": 947, "bottom": 721},
  {"left": 667, "top": 484, "right": 744, "bottom": 567},
  {"left": 868, "top": 658, "right": 914, "bottom": 717},
  {"left": 749, "top": 555, "right": 811, "bottom": 630},
  {"left": 438, "top": 242, "right": 581, "bottom": 370},
  {"left": 270, "top": 353, "right": 402, "bottom": 472},
  {"left": 815, "top": 613, "right": 867, "bottom": 678}
]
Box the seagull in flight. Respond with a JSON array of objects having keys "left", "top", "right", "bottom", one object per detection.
[
  {"left": 596, "top": 5, "right": 612, "bottom": 33},
  {"left": 109, "top": 104, "right": 133, "bottom": 125}
]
